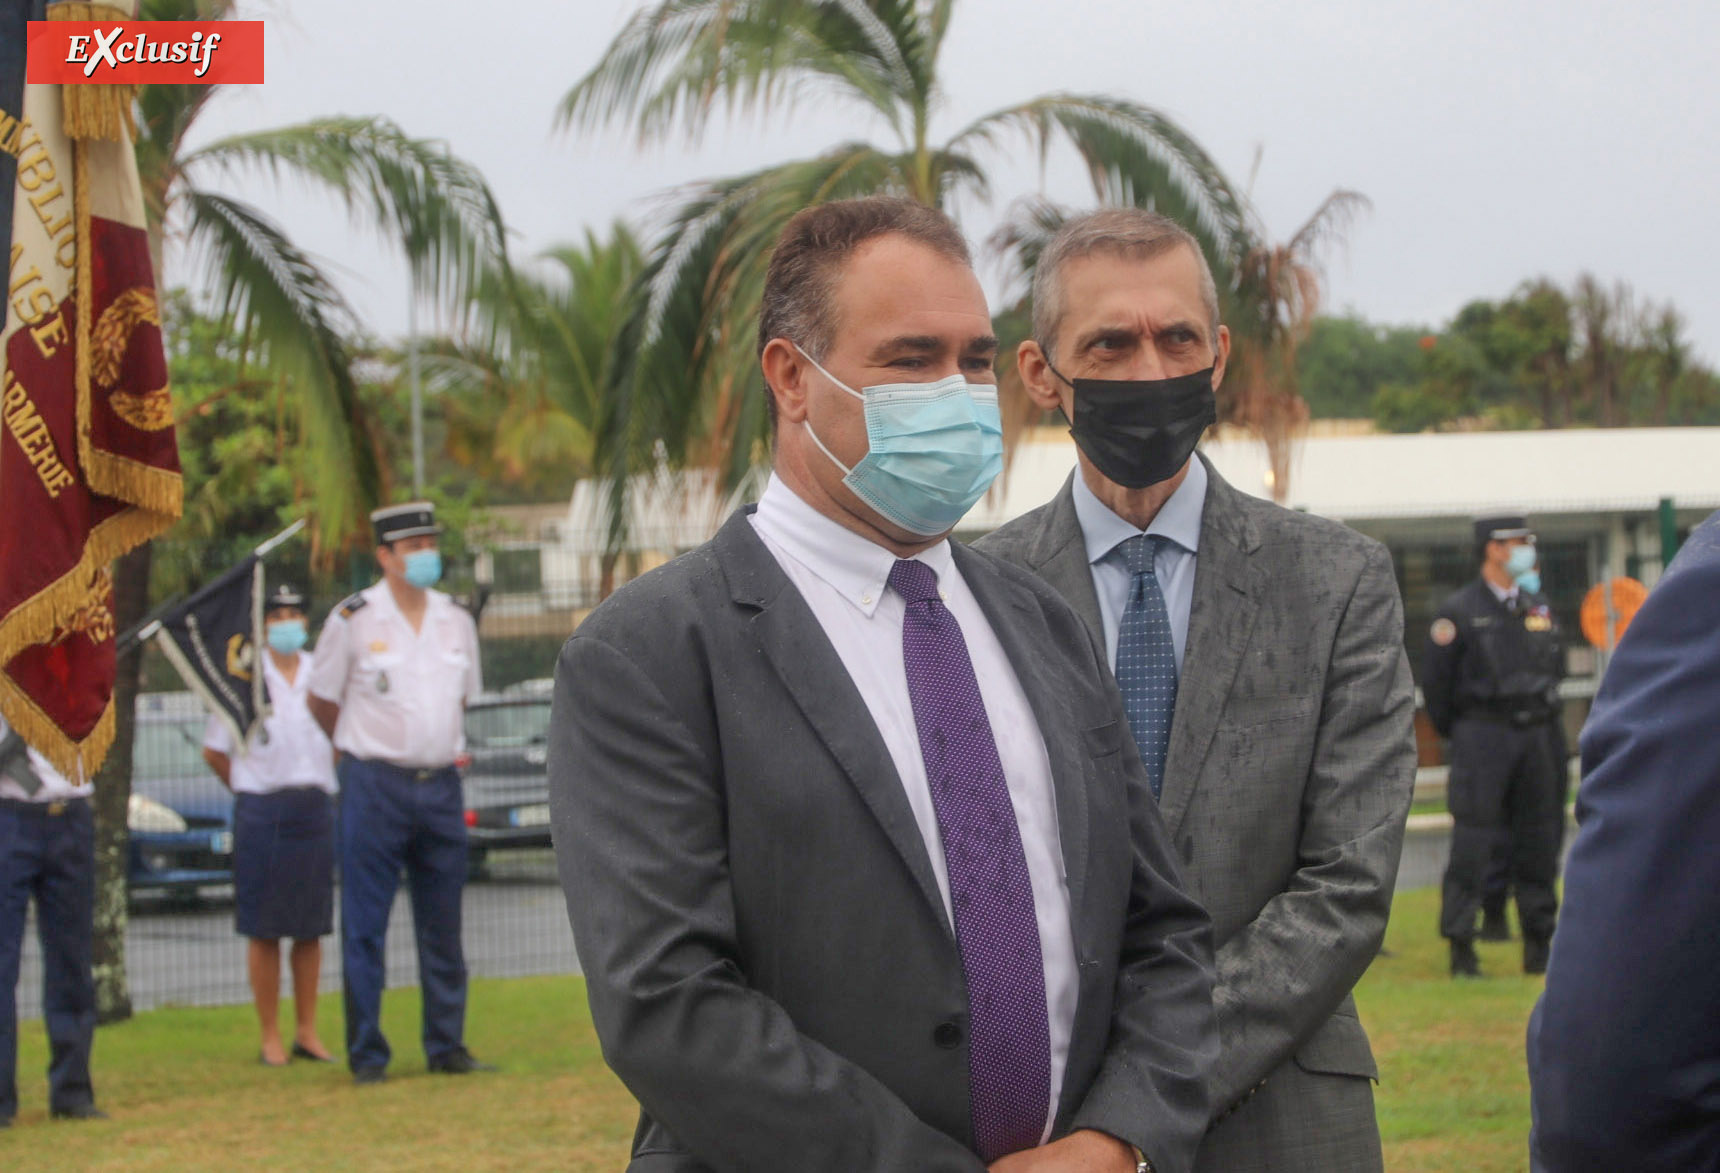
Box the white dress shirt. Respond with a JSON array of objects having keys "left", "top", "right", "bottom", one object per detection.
[
  {"left": 1071, "top": 456, "right": 1207, "bottom": 672},
  {"left": 0, "top": 714, "right": 92, "bottom": 802},
  {"left": 750, "top": 474, "right": 1077, "bottom": 1142},
  {"left": 1484, "top": 577, "right": 1520, "bottom": 608},
  {"left": 203, "top": 650, "right": 337, "bottom": 795},
  {"left": 306, "top": 583, "right": 482, "bottom": 768}
]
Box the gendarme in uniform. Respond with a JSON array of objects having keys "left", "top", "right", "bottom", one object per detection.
[
  {"left": 0, "top": 716, "right": 103, "bottom": 1124},
  {"left": 306, "top": 502, "right": 488, "bottom": 1083},
  {"left": 1424, "top": 514, "right": 1564, "bottom": 979}
]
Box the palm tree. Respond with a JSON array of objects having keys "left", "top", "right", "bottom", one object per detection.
[
  {"left": 559, "top": 0, "right": 1250, "bottom": 528},
  {"left": 89, "top": 0, "right": 513, "bottom": 1020},
  {"left": 1225, "top": 185, "right": 1370, "bottom": 501}
]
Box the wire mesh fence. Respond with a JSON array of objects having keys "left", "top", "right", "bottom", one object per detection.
[{"left": 15, "top": 687, "right": 578, "bottom": 1020}]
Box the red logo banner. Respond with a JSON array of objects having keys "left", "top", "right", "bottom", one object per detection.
[{"left": 26, "top": 20, "right": 264, "bottom": 85}]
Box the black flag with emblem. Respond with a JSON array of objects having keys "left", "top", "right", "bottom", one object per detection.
[{"left": 153, "top": 554, "right": 268, "bottom": 751}]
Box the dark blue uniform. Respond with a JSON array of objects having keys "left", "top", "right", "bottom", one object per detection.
[
  {"left": 1423, "top": 578, "right": 1564, "bottom": 954},
  {"left": 0, "top": 731, "right": 98, "bottom": 1124},
  {"left": 1528, "top": 511, "right": 1720, "bottom": 1169}
]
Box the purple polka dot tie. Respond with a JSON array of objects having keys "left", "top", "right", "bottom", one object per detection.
[{"left": 888, "top": 558, "right": 1050, "bottom": 1160}]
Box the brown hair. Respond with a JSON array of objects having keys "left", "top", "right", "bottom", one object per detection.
[{"left": 758, "top": 197, "right": 972, "bottom": 431}]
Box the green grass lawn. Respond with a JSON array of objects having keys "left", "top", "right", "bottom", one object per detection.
[{"left": 4, "top": 886, "right": 1537, "bottom": 1171}]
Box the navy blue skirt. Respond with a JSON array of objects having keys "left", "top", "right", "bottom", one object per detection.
[{"left": 234, "top": 788, "right": 335, "bottom": 940}]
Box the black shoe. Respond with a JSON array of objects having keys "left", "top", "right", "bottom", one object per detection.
[
  {"left": 1524, "top": 936, "right": 1551, "bottom": 975},
  {"left": 427, "top": 1047, "right": 496, "bottom": 1075},
  {"left": 0, "top": 1115, "right": 12, "bottom": 1128},
  {"left": 50, "top": 1103, "right": 108, "bottom": 1121},
  {"left": 1450, "top": 938, "right": 1482, "bottom": 979},
  {"left": 1478, "top": 907, "right": 1512, "bottom": 942},
  {"left": 351, "top": 1066, "right": 388, "bottom": 1086},
  {"left": 292, "top": 1042, "right": 337, "bottom": 1063}
]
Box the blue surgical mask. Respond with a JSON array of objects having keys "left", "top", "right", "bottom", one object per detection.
[
  {"left": 1505, "top": 544, "right": 1537, "bottom": 578},
  {"left": 266, "top": 620, "right": 307, "bottom": 654},
  {"left": 796, "top": 346, "right": 1004, "bottom": 538},
  {"left": 403, "top": 549, "right": 443, "bottom": 589},
  {"left": 1514, "top": 570, "right": 1542, "bottom": 595}
]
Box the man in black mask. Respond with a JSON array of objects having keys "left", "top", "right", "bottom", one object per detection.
[{"left": 975, "top": 207, "right": 1416, "bottom": 1173}]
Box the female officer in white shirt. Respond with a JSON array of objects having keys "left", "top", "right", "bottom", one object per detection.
[{"left": 201, "top": 585, "right": 337, "bottom": 1067}]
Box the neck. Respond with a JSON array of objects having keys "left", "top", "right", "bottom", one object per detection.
[
  {"left": 773, "top": 448, "right": 944, "bottom": 559},
  {"left": 386, "top": 576, "right": 428, "bottom": 611},
  {"left": 1482, "top": 563, "right": 1515, "bottom": 591},
  {"left": 267, "top": 647, "right": 299, "bottom": 673},
  {"left": 1080, "top": 457, "right": 1189, "bottom": 531}
]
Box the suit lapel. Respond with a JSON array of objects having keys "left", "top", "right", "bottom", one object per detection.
[
  {"left": 716, "top": 510, "right": 954, "bottom": 938},
  {"left": 955, "top": 543, "right": 1091, "bottom": 933},
  {"left": 1158, "top": 459, "right": 1263, "bottom": 837},
  {"left": 1027, "top": 475, "right": 1105, "bottom": 642}
]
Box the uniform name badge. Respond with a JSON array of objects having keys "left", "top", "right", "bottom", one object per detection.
[{"left": 1525, "top": 614, "right": 1553, "bottom": 632}]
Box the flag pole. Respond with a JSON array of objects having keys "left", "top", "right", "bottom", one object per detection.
[{"left": 118, "top": 519, "right": 308, "bottom": 651}]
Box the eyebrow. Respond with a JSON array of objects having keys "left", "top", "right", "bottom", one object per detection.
[
  {"left": 1072, "top": 320, "right": 1206, "bottom": 351},
  {"left": 867, "top": 334, "right": 999, "bottom": 360}
]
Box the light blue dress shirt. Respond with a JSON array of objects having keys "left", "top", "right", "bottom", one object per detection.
[{"left": 1070, "top": 457, "right": 1207, "bottom": 673}]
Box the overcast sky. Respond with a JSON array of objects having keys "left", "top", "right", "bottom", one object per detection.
[{"left": 183, "top": 1, "right": 1720, "bottom": 365}]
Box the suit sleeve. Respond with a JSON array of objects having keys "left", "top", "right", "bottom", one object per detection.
[
  {"left": 1205, "top": 543, "right": 1418, "bottom": 1112},
  {"left": 1528, "top": 519, "right": 1720, "bottom": 1170},
  {"left": 548, "top": 634, "right": 986, "bottom": 1173},
  {"left": 1069, "top": 622, "right": 1219, "bottom": 1173}
]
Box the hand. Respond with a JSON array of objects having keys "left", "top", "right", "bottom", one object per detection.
[{"left": 987, "top": 1129, "right": 1137, "bottom": 1172}]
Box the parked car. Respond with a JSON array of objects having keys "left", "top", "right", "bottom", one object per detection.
[
  {"left": 460, "top": 694, "right": 553, "bottom": 874},
  {"left": 129, "top": 692, "right": 234, "bottom": 893}
]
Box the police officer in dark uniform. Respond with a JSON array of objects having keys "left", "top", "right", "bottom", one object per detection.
[{"left": 1425, "top": 514, "right": 1564, "bottom": 978}]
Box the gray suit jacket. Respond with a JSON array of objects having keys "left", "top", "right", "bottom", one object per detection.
[
  {"left": 974, "top": 457, "right": 1416, "bottom": 1172},
  {"left": 550, "top": 507, "right": 1219, "bottom": 1173}
]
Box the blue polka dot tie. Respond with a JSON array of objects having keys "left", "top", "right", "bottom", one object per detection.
[
  {"left": 1114, "top": 535, "right": 1178, "bottom": 799},
  {"left": 888, "top": 558, "right": 1049, "bottom": 1161}
]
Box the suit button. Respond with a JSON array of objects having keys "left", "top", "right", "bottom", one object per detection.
[{"left": 933, "top": 1020, "right": 962, "bottom": 1049}]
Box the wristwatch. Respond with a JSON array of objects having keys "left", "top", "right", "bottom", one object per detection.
[{"left": 1131, "top": 1145, "right": 1153, "bottom": 1173}]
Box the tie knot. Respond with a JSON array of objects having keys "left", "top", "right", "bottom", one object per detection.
[
  {"left": 887, "top": 558, "right": 940, "bottom": 605},
  {"left": 1119, "top": 534, "right": 1161, "bottom": 577}
]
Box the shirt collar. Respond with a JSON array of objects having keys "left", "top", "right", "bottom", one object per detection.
[
  {"left": 754, "top": 473, "right": 952, "bottom": 618},
  {"left": 1484, "top": 576, "right": 1518, "bottom": 605},
  {"left": 1070, "top": 454, "right": 1207, "bottom": 566}
]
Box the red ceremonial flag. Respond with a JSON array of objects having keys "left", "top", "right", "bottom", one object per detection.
[{"left": 0, "top": 0, "right": 181, "bottom": 781}]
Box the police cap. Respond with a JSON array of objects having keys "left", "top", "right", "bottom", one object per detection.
[
  {"left": 265, "top": 582, "right": 306, "bottom": 612},
  {"left": 371, "top": 501, "right": 442, "bottom": 546},
  {"left": 1474, "top": 514, "right": 1534, "bottom": 548}
]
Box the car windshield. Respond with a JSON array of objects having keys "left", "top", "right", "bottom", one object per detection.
[
  {"left": 133, "top": 718, "right": 209, "bottom": 780},
  {"left": 465, "top": 701, "right": 551, "bottom": 749}
]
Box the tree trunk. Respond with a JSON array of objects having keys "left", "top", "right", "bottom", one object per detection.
[{"left": 92, "top": 541, "right": 151, "bottom": 1023}]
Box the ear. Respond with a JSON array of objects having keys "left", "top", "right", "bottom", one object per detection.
[
  {"left": 1017, "top": 340, "right": 1068, "bottom": 415},
  {"left": 1211, "top": 324, "right": 1232, "bottom": 391},
  {"left": 760, "top": 338, "right": 812, "bottom": 426}
]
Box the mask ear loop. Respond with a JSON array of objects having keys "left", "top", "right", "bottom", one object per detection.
[
  {"left": 1040, "top": 353, "right": 1076, "bottom": 427},
  {"left": 791, "top": 343, "right": 861, "bottom": 474}
]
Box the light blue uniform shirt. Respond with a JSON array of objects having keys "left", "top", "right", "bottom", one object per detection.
[{"left": 1070, "top": 456, "right": 1207, "bottom": 674}]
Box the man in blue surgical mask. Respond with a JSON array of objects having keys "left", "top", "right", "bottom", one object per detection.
[
  {"left": 1423, "top": 514, "right": 1565, "bottom": 980},
  {"left": 306, "top": 502, "right": 490, "bottom": 1085},
  {"left": 976, "top": 207, "right": 1416, "bottom": 1173},
  {"left": 550, "top": 196, "right": 1217, "bottom": 1173}
]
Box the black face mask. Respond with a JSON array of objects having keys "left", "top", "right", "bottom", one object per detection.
[{"left": 1047, "top": 362, "right": 1218, "bottom": 490}]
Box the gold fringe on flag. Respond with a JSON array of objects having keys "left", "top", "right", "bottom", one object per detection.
[
  {"left": 46, "top": 2, "right": 139, "bottom": 143},
  {"left": 0, "top": 667, "right": 115, "bottom": 785}
]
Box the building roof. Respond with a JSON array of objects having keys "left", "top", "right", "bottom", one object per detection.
[{"left": 967, "top": 426, "right": 1720, "bottom": 528}]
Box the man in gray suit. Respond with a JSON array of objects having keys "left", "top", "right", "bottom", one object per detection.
[
  {"left": 975, "top": 208, "right": 1416, "bottom": 1172},
  {"left": 550, "top": 197, "right": 1217, "bottom": 1172}
]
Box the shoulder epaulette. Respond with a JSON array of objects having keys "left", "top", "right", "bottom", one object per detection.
[{"left": 338, "top": 593, "right": 369, "bottom": 619}]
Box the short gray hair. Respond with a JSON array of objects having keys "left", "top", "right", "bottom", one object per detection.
[{"left": 1031, "top": 208, "right": 1220, "bottom": 359}]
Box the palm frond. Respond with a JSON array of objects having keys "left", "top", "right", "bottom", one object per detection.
[
  {"left": 950, "top": 93, "right": 1253, "bottom": 275},
  {"left": 180, "top": 191, "right": 382, "bottom": 540},
  {"left": 182, "top": 116, "right": 512, "bottom": 317},
  {"left": 556, "top": 0, "right": 929, "bottom": 145},
  {"left": 1284, "top": 189, "right": 1371, "bottom": 264}
]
